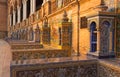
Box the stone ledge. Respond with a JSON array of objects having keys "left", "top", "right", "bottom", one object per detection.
[{"left": 11, "top": 56, "right": 97, "bottom": 77}]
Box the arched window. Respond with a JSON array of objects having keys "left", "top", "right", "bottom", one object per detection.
[
  {"left": 59, "top": 28, "right": 62, "bottom": 45},
  {"left": 11, "top": 13, "right": 13, "bottom": 26},
  {"left": 90, "top": 22, "right": 97, "bottom": 52},
  {"left": 27, "top": 0, "right": 30, "bottom": 18},
  {"left": 20, "top": 3, "right": 23, "bottom": 21},
  {"left": 36, "top": 0, "right": 43, "bottom": 11},
  {"left": 15, "top": 10, "right": 18, "bottom": 23}
]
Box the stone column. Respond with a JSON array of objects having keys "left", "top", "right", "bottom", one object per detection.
[
  {"left": 97, "top": 28, "right": 100, "bottom": 53},
  {"left": 43, "top": 0, "right": 45, "bottom": 4},
  {"left": 33, "top": 0, "right": 36, "bottom": 13},
  {"left": 89, "top": 28, "right": 91, "bottom": 52},
  {"left": 30, "top": 0, "right": 33, "bottom": 14},
  {"left": 35, "top": 25, "right": 40, "bottom": 43},
  {"left": 109, "top": 30, "right": 113, "bottom": 52},
  {"left": 41, "top": 29, "right": 43, "bottom": 44},
  {"left": 23, "top": 1, "right": 27, "bottom": 20},
  {"left": 9, "top": 14, "right": 11, "bottom": 26},
  {"left": 30, "top": 0, "right": 36, "bottom": 15},
  {"left": 17, "top": 7, "right": 20, "bottom": 23},
  {"left": 43, "top": 0, "right": 49, "bottom": 5},
  {"left": 13, "top": 11, "right": 15, "bottom": 25},
  {"left": 33, "top": 29, "right": 35, "bottom": 42}
]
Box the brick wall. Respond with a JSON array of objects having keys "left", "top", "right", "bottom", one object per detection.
[{"left": 0, "top": 0, "right": 7, "bottom": 39}]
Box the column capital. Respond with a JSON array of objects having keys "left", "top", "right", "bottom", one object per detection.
[
  {"left": 17, "top": 5, "right": 21, "bottom": 10},
  {"left": 97, "top": 28, "right": 100, "bottom": 31}
]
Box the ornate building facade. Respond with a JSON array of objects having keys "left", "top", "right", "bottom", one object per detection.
[
  {"left": 0, "top": 0, "right": 7, "bottom": 39},
  {"left": 7, "top": 0, "right": 120, "bottom": 58}
]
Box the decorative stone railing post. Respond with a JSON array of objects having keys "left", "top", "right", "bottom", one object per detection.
[
  {"left": 59, "top": 11, "right": 72, "bottom": 54},
  {"left": 42, "top": 21, "right": 50, "bottom": 45},
  {"left": 35, "top": 25, "right": 40, "bottom": 43},
  {"left": 97, "top": 28, "right": 100, "bottom": 53},
  {"left": 109, "top": 27, "right": 114, "bottom": 54}
]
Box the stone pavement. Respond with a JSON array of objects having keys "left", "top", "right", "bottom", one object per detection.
[{"left": 0, "top": 39, "right": 11, "bottom": 77}]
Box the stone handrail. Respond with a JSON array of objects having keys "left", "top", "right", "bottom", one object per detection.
[
  {"left": 10, "top": 57, "right": 120, "bottom": 77},
  {"left": 11, "top": 57, "right": 97, "bottom": 77},
  {"left": 12, "top": 49, "right": 70, "bottom": 61},
  {"left": 98, "top": 59, "right": 120, "bottom": 77}
]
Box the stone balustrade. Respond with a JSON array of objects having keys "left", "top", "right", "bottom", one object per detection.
[
  {"left": 98, "top": 59, "right": 120, "bottom": 77},
  {"left": 10, "top": 57, "right": 120, "bottom": 77},
  {"left": 11, "top": 57, "right": 98, "bottom": 77},
  {"left": 11, "top": 44, "right": 43, "bottom": 50},
  {"left": 12, "top": 49, "right": 70, "bottom": 61}
]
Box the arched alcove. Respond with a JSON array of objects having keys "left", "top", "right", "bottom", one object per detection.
[
  {"left": 27, "top": 0, "right": 30, "bottom": 18},
  {"left": 100, "top": 21, "right": 111, "bottom": 52},
  {"left": 35, "top": 25, "right": 40, "bottom": 42},
  {"left": 36, "top": 0, "right": 43, "bottom": 11},
  {"left": 90, "top": 22, "right": 97, "bottom": 52},
  {"left": 15, "top": 9, "right": 18, "bottom": 23},
  {"left": 20, "top": 3, "right": 23, "bottom": 21},
  {"left": 10, "top": 6, "right": 13, "bottom": 26}
]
